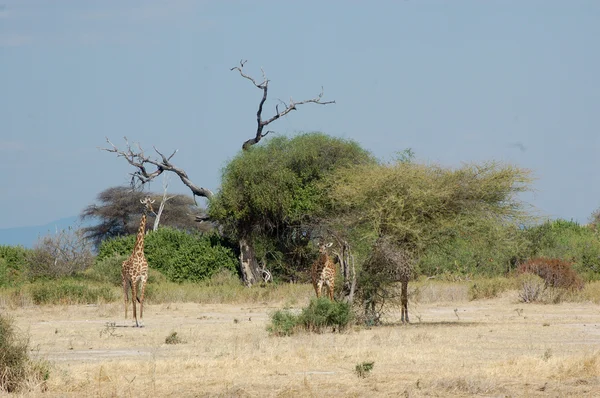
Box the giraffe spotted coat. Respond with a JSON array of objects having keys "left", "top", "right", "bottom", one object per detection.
[
  {"left": 121, "top": 198, "right": 154, "bottom": 327},
  {"left": 311, "top": 242, "right": 336, "bottom": 300}
]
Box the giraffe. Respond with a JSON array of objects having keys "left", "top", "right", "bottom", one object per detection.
[
  {"left": 311, "top": 241, "right": 336, "bottom": 300},
  {"left": 122, "top": 197, "right": 154, "bottom": 327}
]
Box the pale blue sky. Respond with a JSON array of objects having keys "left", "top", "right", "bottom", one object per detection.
[{"left": 1, "top": 1, "right": 599, "bottom": 229}]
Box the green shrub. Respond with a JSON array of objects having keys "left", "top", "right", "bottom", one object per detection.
[
  {"left": 0, "top": 314, "right": 50, "bottom": 393},
  {"left": 96, "top": 234, "right": 135, "bottom": 260},
  {"left": 29, "top": 280, "right": 116, "bottom": 305},
  {"left": 267, "top": 309, "right": 301, "bottom": 336},
  {"left": 523, "top": 220, "right": 600, "bottom": 280},
  {"left": 0, "top": 245, "right": 30, "bottom": 269},
  {"left": 97, "top": 228, "right": 238, "bottom": 283},
  {"left": 267, "top": 298, "right": 353, "bottom": 335},
  {"left": 299, "top": 297, "right": 352, "bottom": 333},
  {"left": 84, "top": 254, "right": 127, "bottom": 286},
  {"left": 0, "top": 246, "right": 29, "bottom": 287},
  {"left": 355, "top": 361, "right": 375, "bottom": 378}
]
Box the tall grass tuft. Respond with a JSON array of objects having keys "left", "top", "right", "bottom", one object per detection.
[
  {"left": 29, "top": 279, "right": 116, "bottom": 305},
  {"left": 0, "top": 314, "right": 50, "bottom": 393}
]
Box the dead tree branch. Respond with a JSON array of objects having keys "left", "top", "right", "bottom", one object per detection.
[
  {"left": 101, "top": 137, "right": 213, "bottom": 200},
  {"left": 230, "top": 60, "right": 336, "bottom": 150}
]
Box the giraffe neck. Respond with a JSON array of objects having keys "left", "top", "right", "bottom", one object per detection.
[{"left": 133, "top": 213, "right": 147, "bottom": 256}]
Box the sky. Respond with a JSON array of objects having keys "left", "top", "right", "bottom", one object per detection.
[{"left": 1, "top": 0, "right": 599, "bottom": 229}]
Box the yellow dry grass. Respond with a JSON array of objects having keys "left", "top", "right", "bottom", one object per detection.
[{"left": 2, "top": 284, "right": 600, "bottom": 397}]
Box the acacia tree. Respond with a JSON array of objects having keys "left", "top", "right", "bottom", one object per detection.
[
  {"left": 102, "top": 61, "right": 335, "bottom": 285},
  {"left": 208, "top": 133, "right": 374, "bottom": 286},
  {"left": 324, "top": 160, "right": 533, "bottom": 323}
]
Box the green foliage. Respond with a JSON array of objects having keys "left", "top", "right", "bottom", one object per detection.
[
  {"left": 419, "top": 223, "right": 529, "bottom": 278},
  {"left": 327, "top": 161, "right": 532, "bottom": 253},
  {"left": 96, "top": 234, "right": 136, "bottom": 260},
  {"left": 97, "top": 228, "right": 238, "bottom": 283},
  {"left": 0, "top": 314, "right": 50, "bottom": 393},
  {"left": 209, "top": 133, "right": 375, "bottom": 280},
  {"left": 355, "top": 361, "right": 375, "bottom": 378},
  {"left": 523, "top": 219, "right": 600, "bottom": 280},
  {"left": 267, "top": 309, "right": 300, "bottom": 336},
  {"left": 29, "top": 280, "right": 116, "bottom": 305},
  {"left": 0, "top": 245, "right": 29, "bottom": 270},
  {"left": 267, "top": 297, "right": 353, "bottom": 335},
  {"left": 84, "top": 254, "right": 127, "bottom": 285},
  {"left": 299, "top": 297, "right": 353, "bottom": 333},
  {"left": 0, "top": 246, "right": 30, "bottom": 287}
]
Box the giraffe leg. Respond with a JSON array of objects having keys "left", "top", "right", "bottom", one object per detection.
[
  {"left": 132, "top": 282, "right": 139, "bottom": 327},
  {"left": 123, "top": 278, "right": 129, "bottom": 320},
  {"left": 326, "top": 281, "right": 334, "bottom": 301},
  {"left": 401, "top": 280, "right": 409, "bottom": 324},
  {"left": 138, "top": 278, "right": 147, "bottom": 327},
  {"left": 316, "top": 280, "right": 324, "bottom": 298},
  {"left": 312, "top": 283, "right": 319, "bottom": 297}
]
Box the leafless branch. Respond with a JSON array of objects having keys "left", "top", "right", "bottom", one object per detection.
[
  {"left": 101, "top": 137, "right": 213, "bottom": 200},
  {"left": 231, "top": 60, "right": 336, "bottom": 150}
]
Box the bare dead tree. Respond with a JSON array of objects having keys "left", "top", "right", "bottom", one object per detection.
[
  {"left": 101, "top": 137, "right": 214, "bottom": 200},
  {"left": 153, "top": 174, "right": 175, "bottom": 231},
  {"left": 230, "top": 60, "right": 335, "bottom": 150}
]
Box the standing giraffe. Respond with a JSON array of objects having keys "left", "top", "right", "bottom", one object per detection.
[
  {"left": 122, "top": 197, "right": 154, "bottom": 327},
  {"left": 311, "top": 242, "right": 336, "bottom": 300}
]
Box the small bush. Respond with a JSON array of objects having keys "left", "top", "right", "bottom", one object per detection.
[
  {"left": 267, "top": 298, "right": 353, "bottom": 335},
  {"left": 299, "top": 297, "right": 353, "bottom": 333},
  {"left": 29, "top": 280, "right": 116, "bottom": 305},
  {"left": 355, "top": 361, "right": 374, "bottom": 378},
  {"left": 267, "top": 309, "right": 301, "bottom": 336},
  {"left": 0, "top": 246, "right": 30, "bottom": 287},
  {"left": 0, "top": 245, "right": 30, "bottom": 270},
  {"left": 165, "top": 332, "right": 184, "bottom": 345},
  {"left": 518, "top": 257, "right": 584, "bottom": 290},
  {"left": 0, "top": 314, "right": 50, "bottom": 393}
]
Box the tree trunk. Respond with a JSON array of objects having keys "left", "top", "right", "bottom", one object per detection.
[
  {"left": 238, "top": 236, "right": 261, "bottom": 286},
  {"left": 337, "top": 241, "right": 356, "bottom": 304}
]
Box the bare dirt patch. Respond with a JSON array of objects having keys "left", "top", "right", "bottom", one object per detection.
[{"left": 3, "top": 292, "right": 600, "bottom": 397}]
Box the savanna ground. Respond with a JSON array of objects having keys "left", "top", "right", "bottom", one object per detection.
[{"left": 2, "top": 282, "right": 600, "bottom": 397}]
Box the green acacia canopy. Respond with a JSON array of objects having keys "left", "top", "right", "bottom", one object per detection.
[
  {"left": 208, "top": 132, "right": 375, "bottom": 239},
  {"left": 325, "top": 160, "right": 534, "bottom": 253}
]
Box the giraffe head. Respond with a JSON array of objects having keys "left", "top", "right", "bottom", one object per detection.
[
  {"left": 140, "top": 197, "right": 155, "bottom": 214},
  {"left": 318, "top": 241, "right": 333, "bottom": 254}
]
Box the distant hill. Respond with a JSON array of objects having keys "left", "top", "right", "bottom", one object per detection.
[{"left": 0, "top": 216, "right": 91, "bottom": 248}]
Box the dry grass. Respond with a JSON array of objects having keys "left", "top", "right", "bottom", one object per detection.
[{"left": 2, "top": 282, "right": 600, "bottom": 397}]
